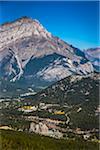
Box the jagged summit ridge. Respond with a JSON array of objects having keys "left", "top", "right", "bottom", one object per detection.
[
  {"left": 0, "top": 17, "right": 52, "bottom": 50},
  {"left": 1, "top": 16, "right": 41, "bottom": 26}
]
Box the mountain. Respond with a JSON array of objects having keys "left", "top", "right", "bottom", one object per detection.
[
  {"left": 26, "top": 73, "right": 99, "bottom": 130},
  {"left": 84, "top": 48, "right": 100, "bottom": 72},
  {"left": 27, "top": 73, "right": 99, "bottom": 105},
  {"left": 0, "top": 17, "right": 98, "bottom": 95}
]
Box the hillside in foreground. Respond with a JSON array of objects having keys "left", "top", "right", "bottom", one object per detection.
[
  {"left": 0, "top": 73, "right": 99, "bottom": 145},
  {"left": 0, "top": 129, "right": 99, "bottom": 150}
]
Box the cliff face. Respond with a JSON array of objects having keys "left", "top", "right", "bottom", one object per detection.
[
  {"left": 0, "top": 17, "right": 51, "bottom": 49},
  {"left": 0, "top": 17, "right": 97, "bottom": 94},
  {"left": 84, "top": 48, "right": 100, "bottom": 72}
]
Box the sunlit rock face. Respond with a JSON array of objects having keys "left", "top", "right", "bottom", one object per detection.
[
  {"left": 84, "top": 48, "right": 100, "bottom": 72},
  {"left": 0, "top": 17, "right": 95, "bottom": 92}
]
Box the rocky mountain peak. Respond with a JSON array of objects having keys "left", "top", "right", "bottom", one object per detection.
[
  {"left": 0, "top": 17, "right": 51, "bottom": 50},
  {"left": 0, "top": 17, "right": 97, "bottom": 95}
]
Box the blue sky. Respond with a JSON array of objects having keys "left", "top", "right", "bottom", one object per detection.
[{"left": 0, "top": 1, "right": 99, "bottom": 50}]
